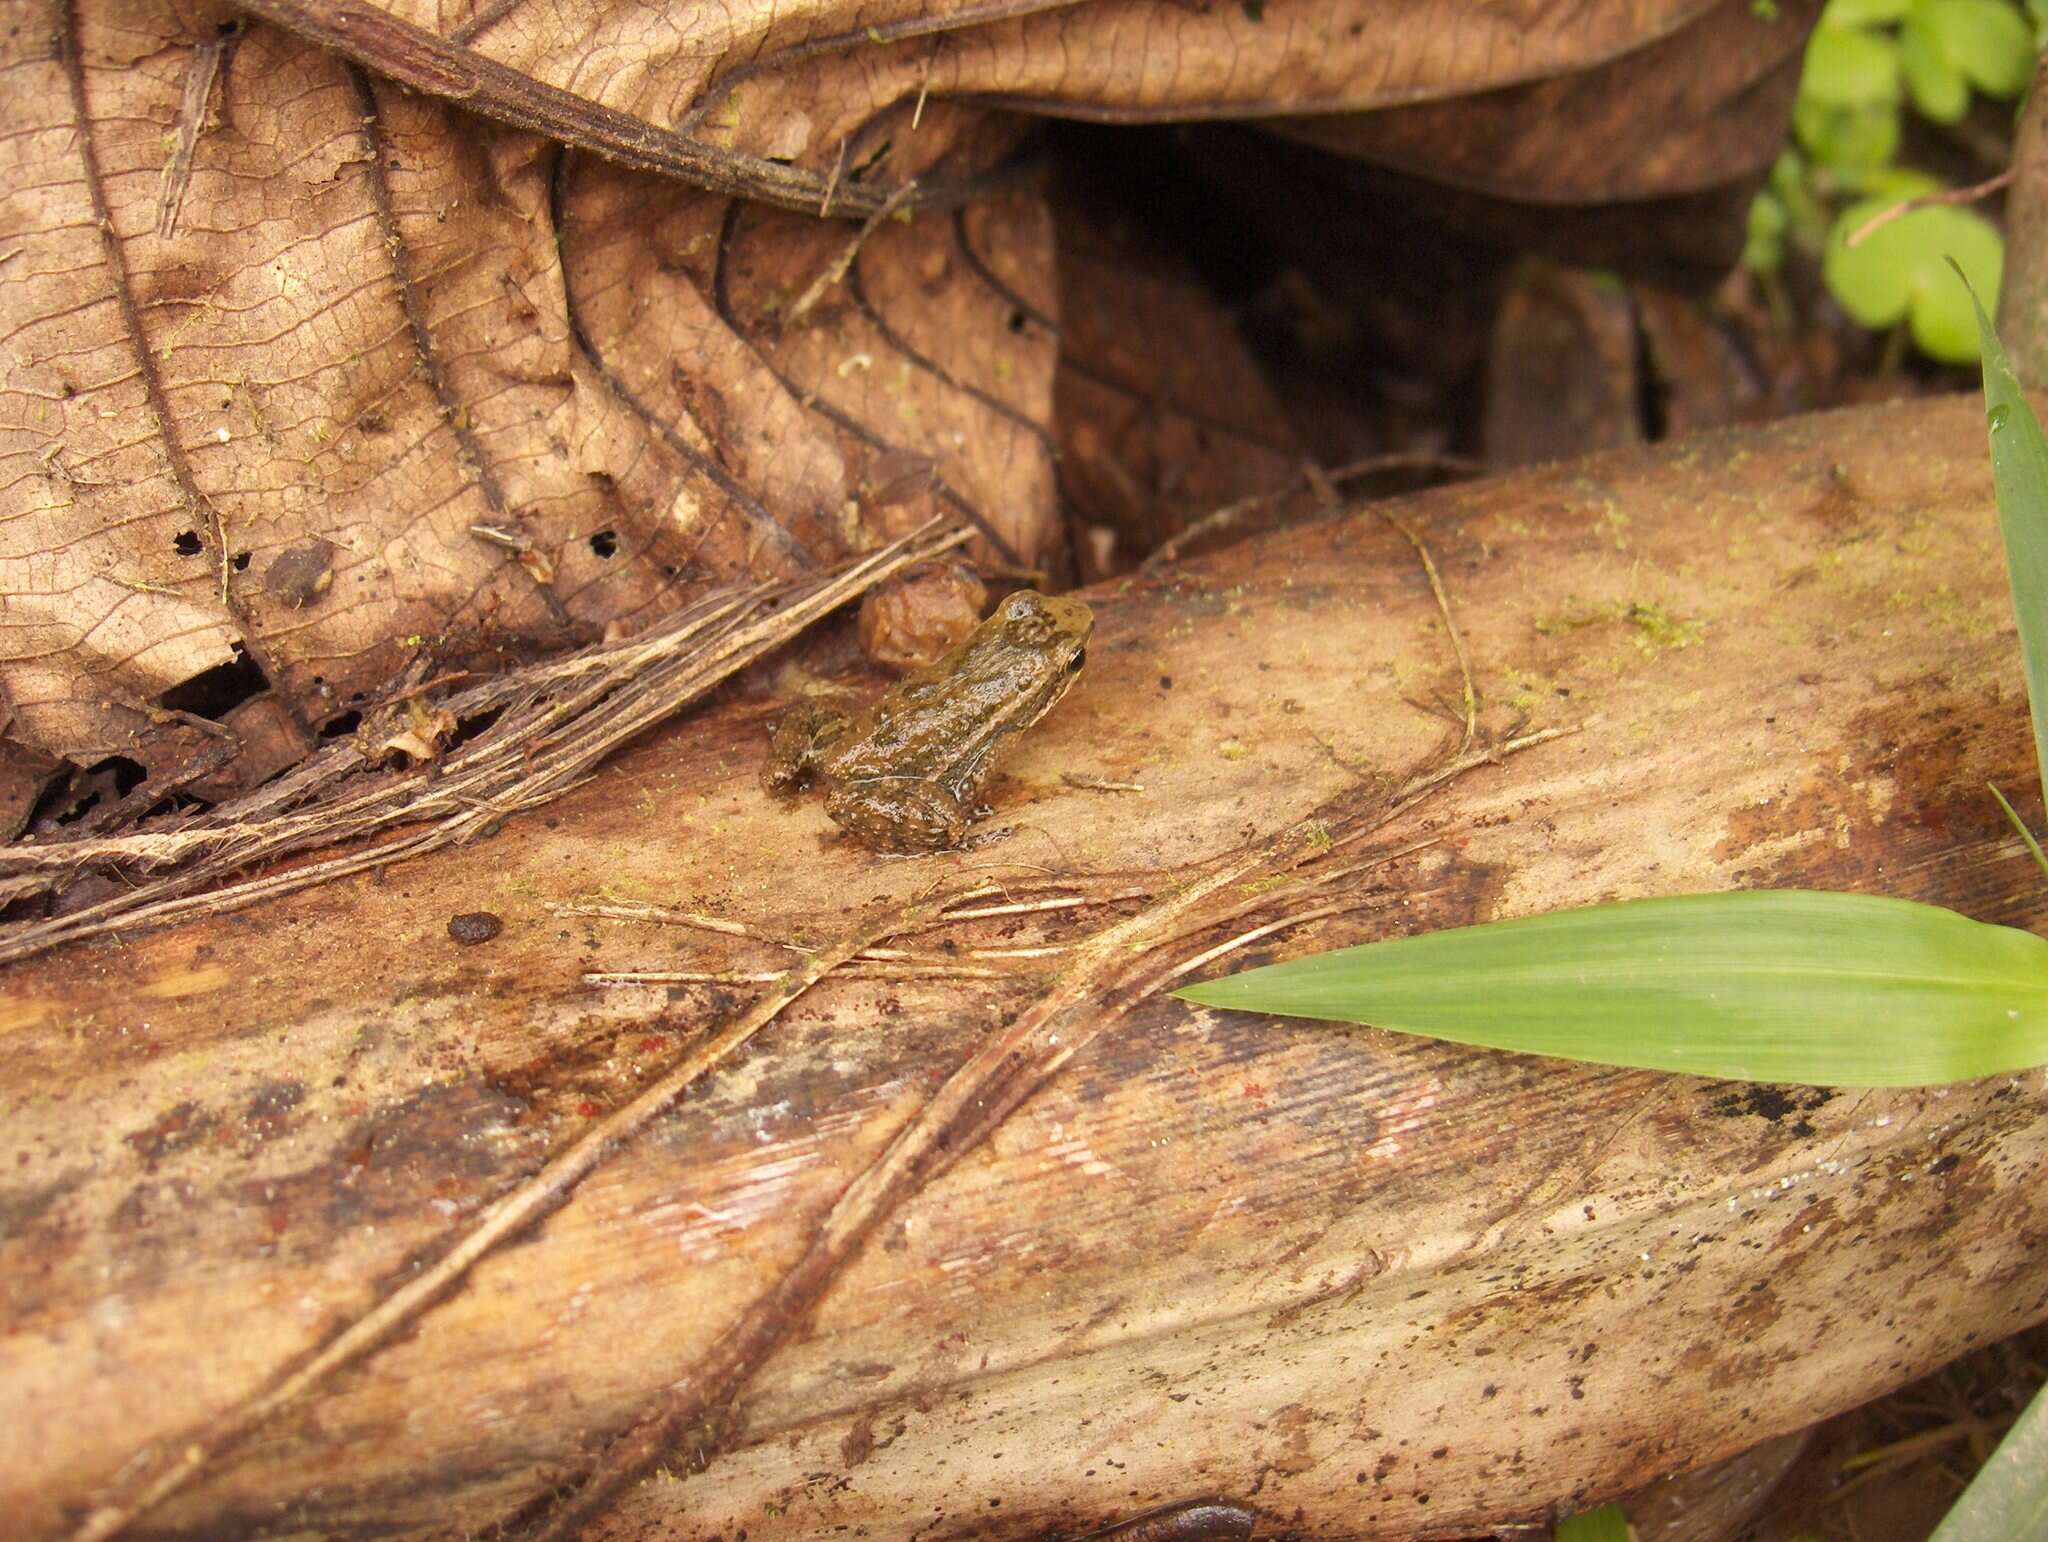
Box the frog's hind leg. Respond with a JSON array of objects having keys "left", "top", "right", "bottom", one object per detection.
[
  {"left": 825, "top": 777, "right": 972, "bottom": 853},
  {"left": 763, "top": 700, "right": 847, "bottom": 793}
]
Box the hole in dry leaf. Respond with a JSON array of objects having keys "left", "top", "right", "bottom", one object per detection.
[
  {"left": 1007, "top": 309, "right": 1028, "bottom": 334},
  {"left": 50, "top": 756, "right": 147, "bottom": 826},
  {"left": 444, "top": 706, "right": 504, "bottom": 753},
  {"left": 90, "top": 757, "right": 145, "bottom": 795},
  {"left": 172, "top": 530, "right": 202, "bottom": 557},
  {"left": 159, "top": 644, "right": 269, "bottom": 721},
  {"left": 319, "top": 711, "right": 362, "bottom": 739},
  {"left": 588, "top": 530, "right": 618, "bottom": 559},
  {"left": 231, "top": 550, "right": 251, "bottom": 571}
]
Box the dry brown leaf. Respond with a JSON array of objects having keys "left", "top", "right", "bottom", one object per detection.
[
  {"left": 1277, "top": 0, "right": 1818, "bottom": 203},
  {"left": 245, "top": 0, "right": 1745, "bottom": 182},
  {"left": 2, "top": 0, "right": 1059, "bottom": 794}
]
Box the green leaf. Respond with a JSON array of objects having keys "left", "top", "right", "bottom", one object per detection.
[
  {"left": 1924, "top": 0, "right": 2038, "bottom": 96},
  {"left": 1803, "top": 21, "right": 1906, "bottom": 104},
  {"left": 1744, "top": 190, "right": 1790, "bottom": 272},
  {"left": 1823, "top": 199, "right": 2003, "bottom": 361},
  {"left": 1824, "top": 0, "right": 1912, "bottom": 25},
  {"left": 1927, "top": 1377, "right": 2048, "bottom": 1542},
  {"left": 1902, "top": 8, "right": 1973, "bottom": 119},
  {"left": 1795, "top": 97, "right": 1903, "bottom": 172},
  {"left": 1961, "top": 271, "right": 2048, "bottom": 799},
  {"left": 1172, "top": 892, "right": 2048, "bottom": 1087},
  {"left": 1555, "top": 1504, "right": 1633, "bottom": 1542},
  {"left": 1988, "top": 783, "right": 2048, "bottom": 880}
]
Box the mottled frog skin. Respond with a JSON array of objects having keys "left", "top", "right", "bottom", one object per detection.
[{"left": 764, "top": 590, "right": 1093, "bottom": 852}]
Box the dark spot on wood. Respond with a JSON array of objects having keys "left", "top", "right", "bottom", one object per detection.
[{"left": 124, "top": 1101, "right": 216, "bottom": 1172}]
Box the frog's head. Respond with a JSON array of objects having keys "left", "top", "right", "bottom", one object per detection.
[{"left": 994, "top": 589, "right": 1093, "bottom": 680}]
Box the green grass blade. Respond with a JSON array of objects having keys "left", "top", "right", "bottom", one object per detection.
[
  {"left": 1926, "top": 1376, "right": 2048, "bottom": 1542},
  {"left": 1960, "top": 264, "right": 2048, "bottom": 799},
  {"left": 1554, "top": 1504, "right": 1631, "bottom": 1542},
  {"left": 1988, "top": 782, "right": 2048, "bottom": 882},
  {"left": 1172, "top": 891, "right": 2048, "bottom": 1086}
]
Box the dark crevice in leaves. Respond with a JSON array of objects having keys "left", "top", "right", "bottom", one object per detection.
[
  {"left": 986, "top": 186, "right": 1293, "bottom": 453},
  {"left": 672, "top": 3, "right": 1021, "bottom": 135},
  {"left": 159, "top": 644, "right": 270, "bottom": 720}
]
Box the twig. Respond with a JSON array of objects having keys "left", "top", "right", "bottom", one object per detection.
[
  {"left": 1142, "top": 451, "right": 1481, "bottom": 571},
  {"left": 557, "top": 898, "right": 1074, "bottom": 966},
  {"left": 156, "top": 29, "right": 233, "bottom": 239},
  {"left": 1377, "top": 509, "right": 1478, "bottom": 752},
  {"left": 789, "top": 178, "right": 919, "bottom": 325},
  {"left": 1844, "top": 170, "right": 2014, "bottom": 249}
]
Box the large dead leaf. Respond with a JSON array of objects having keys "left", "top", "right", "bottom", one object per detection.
[{"left": 1, "top": 0, "right": 1058, "bottom": 792}]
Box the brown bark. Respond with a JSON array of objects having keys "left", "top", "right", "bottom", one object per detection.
[{"left": 7, "top": 395, "right": 2048, "bottom": 1538}]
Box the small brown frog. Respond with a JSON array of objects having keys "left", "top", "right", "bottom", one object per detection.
[{"left": 763, "top": 589, "right": 1093, "bottom": 852}]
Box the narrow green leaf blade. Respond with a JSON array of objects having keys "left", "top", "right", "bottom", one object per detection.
[
  {"left": 1172, "top": 892, "right": 2048, "bottom": 1086},
  {"left": 1555, "top": 1503, "right": 1632, "bottom": 1542},
  {"left": 1926, "top": 1375, "right": 2048, "bottom": 1542},
  {"left": 1961, "top": 268, "right": 2048, "bottom": 798}
]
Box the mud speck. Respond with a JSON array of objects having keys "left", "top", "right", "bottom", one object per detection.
[{"left": 448, "top": 911, "right": 504, "bottom": 945}]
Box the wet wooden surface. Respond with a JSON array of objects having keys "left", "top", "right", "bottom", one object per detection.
[{"left": 7, "top": 394, "right": 2048, "bottom": 1539}]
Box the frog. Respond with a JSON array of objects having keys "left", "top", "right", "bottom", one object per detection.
[{"left": 763, "top": 589, "right": 1094, "bottom": 853}]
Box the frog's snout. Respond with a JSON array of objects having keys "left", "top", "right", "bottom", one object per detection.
[{"left": 1045, "top": 594, "right": 1094, "bottom": 640}]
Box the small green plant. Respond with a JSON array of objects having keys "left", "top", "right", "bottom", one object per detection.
[{"left": 1743, "top": 0, "right": 2037, "bottom": 362}]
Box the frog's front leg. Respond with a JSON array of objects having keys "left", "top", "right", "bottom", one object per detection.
[
  {"left": 825, "top": 776, "right": 973, "bottom": 853},
  {"left": 763, "top": 700, "right": 851, "bottom": 793}
]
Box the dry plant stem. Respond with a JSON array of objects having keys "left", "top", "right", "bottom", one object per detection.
[
  {"left": 0, "top": 525, "right": 970, "bottom": 968},
  {"left": 527, "top": 732, "right": 1563, "bottom": 1538},
  {"left": 1140, "top": 452, "right": 1482, "bottom": 571},
  {"left": 232, "top": 0, "right": 1006, "bottom": 219},
  {"left": 788, "top": 180, "right": 919, "bottom": 321},
  {"left": 69, "top": 883, "right": 1001, "bottom": 1542},
  {"left": 1377, "top": 509, "right": 1478, "bottom": 751},
  {"left": 589, "top": 961, "right": 1020, "bottom": 984},
  {"left": 156, "top": 28, "right": 231, "bottom": 238},
  {"left": 1843, "top": 168, "right": 2016, "bottom": 248},
  {"left": 553, "top": 899, "right": 1073, "bottom": 962}
]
